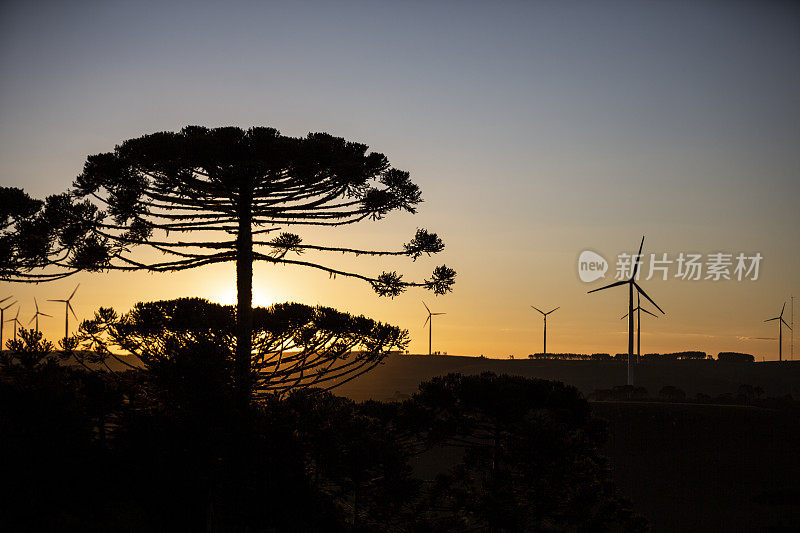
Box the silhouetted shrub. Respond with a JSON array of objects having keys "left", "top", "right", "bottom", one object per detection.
[
  {"left": 717, "top": 352, "right": 755, "bottom": 362},
  {"left": 406, "top": 373, "right": 647, "bottom": 531},
  {"left": 659, "top": 385, "right": 686, "bottom": 401},
  {"left": 527, "top": 351, "right": 709, "bottom": 362},
  {"left": 605, "top": 385, "right": 649, "bottom": 400},
  {"left": 2, "top": 327, "right": 56, "bottom": 369},
  {"left": 529, "top": 352, "right": 617, "bottom": 361},
  {"left": 675, "top": 351, "right": 707, "bottom": 360},
  {"left": 590, "top": 388, "right": 615, "bottom": 401}
]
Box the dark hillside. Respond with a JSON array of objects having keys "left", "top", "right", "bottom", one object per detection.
[{"left": 336, "top": 354, "right": 800, "bottom": 401}]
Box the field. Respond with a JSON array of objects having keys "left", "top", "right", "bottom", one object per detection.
[
  {"left": 595, "top": 401, "right": 800, "bottom": 532},
  {"left": 337, "top": 354, "right": 800, "bottom": 401},
  {"left": 339, "top": 355, "right": 800, "bottom": 532}
]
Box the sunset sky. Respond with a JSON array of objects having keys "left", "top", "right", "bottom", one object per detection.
[{"left": 1, "top": 1, "right": 798, "bottom": 359}]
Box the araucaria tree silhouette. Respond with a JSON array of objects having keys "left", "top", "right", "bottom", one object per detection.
[
  {"left": 1, "top": 127, "right": 455, "bottom": 402},
  {"left": 76, "top": 298, "right": 410, "bottom": 399}
]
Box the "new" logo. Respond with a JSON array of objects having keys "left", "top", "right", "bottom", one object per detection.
[{"left": 577, "top": 250, "right": 608, "bottom": 282}]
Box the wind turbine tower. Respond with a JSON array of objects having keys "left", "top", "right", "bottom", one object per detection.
[
  {"left": 620, "top": 293, "right": 658, "bottom": 363},
  {"left": 6, "top": 307, "right": 22, "bottom": 343},
  {"left": 422, "top": 301, "right": 446, "bottom": 356},
  {"left": 29, "top": 298, "right": 51, "bottom": 333},
  {"left": 588, "top": 236, "right": 665, "bottom": 385},
  {"left": 48, "top": 284, "right": 80, "bottom": 342},
  {"left": 530, "top": 305, "right": 559, "bottom": 355},
  {"left": 765, "top": 302, "right": 791, "bottom": 362},
  {"left": 0, "top": 298, "right": 17, "bottom": 351}
]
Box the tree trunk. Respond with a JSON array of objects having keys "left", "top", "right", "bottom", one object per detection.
[{"left": 235, "top": 187, "right": 254, "bottom": 408}]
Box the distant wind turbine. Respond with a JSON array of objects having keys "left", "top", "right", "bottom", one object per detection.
[
  {"left": 1, "top": 299, "right": 17, "bottom": 351},
  {"left": 6, "top": 307, "right": 22, "bottom": 343},
  {"left": 588, "top": 236, "right": 665, "bottom": 385},
  {"left": 48, "top": 284, "right": 80, "bottom": 341},
  {"left": 29, "top": 298, "right": 51, "bottom": 333},
  {"left": 530, "top": 305, "right": 559, "bottom": 355},
  {"left": 620, "top": 293, "right": 658, "bottom": 363},
  {"left": 422, "top": 301, "right": 446, "bottom": 356},
  {"left": 765, "top": 302, "right": 792, "bottom": 362}
]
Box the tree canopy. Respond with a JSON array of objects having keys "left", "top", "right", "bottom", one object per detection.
[
  {"left": 75, "top": 297, "right": 409, "bottom": 398},
  {"left": 0, "top": 127, "right": 455, "bottom": 294}
]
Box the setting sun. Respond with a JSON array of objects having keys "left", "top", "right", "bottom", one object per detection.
[{"left": 214, "top": 286, "right": 274, "bottom": 308}]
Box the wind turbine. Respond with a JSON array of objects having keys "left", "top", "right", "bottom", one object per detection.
[
  {"left": 1, "top": 299, "right": 17, "bottom": 351},
  {"left": 765, "top": 302, "right": 792, "bottom": 362},
  {"left": 48, "top": 284, "right": 80, "bottom": 341},
  {"left": 530, "top": 305, "right": 559, "bottom": 355},
  {"left": 29, "top": 298, "right": 51, "bottom": 333},
  {"left": 620, "top": 293, "right": 658, "bottom": 363},
  {"left": 422, "top": 301, "right": 446, "bottom": 356},
  {"left": 588, "top": 236, "right": 665, "bottom": 385},
  {"left": 6, "top": 307, "right": 22, "bottom": 343}
]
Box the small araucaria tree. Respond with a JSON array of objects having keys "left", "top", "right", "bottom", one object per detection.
[
  {"left": 77, "top": 298, "right": 410, "bottom": 400},
  {"left": 1, "top": 127, "right": 455, "bottom": 402}
]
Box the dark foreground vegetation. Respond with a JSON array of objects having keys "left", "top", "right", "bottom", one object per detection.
[
  {"left": 1, "top": 326, "right": 645, "bottom": 531},
  {"left": 595, "top": 401, "right": 800, "bottom": 532},
  {"left": 590, "top": 383, "right": 798, "bottom": 409}
]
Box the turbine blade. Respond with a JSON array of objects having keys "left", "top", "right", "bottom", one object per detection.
[
  {"left": 68, "top": 303, "right": 77, "bottom": 320},
  {"left": 764, "top": 317, "right": 780, "bottom": 322},
  {"left": 640, "top": 308, "right": 659, "bottom": 318},
  {"left": 34, "top": 298, "right": 39, "bottom": 312},
  {"left": 1, "top": 301, "right": 16, "bottom": 311},
  {"left": 423, "top": 315, "right": 430, "bottom": 327},
  {"left": 620, "top": 312, "right": 629, "bottom": 320},
  {"left": 782, "top": 318, "right": 791, "bottom": 330},
  {"left": 531, "top": 305, "right": 545, "bottom": 315},
  {"left": 433, "top": 312, "right": 446, "bottom": 315},
  {"left": 28, "top": 315, "right": 36, "bottom": 325},
  {"left": 633, "top": 282, "right": 665, "bottom": 314},
  {"left": 40, "top": 312, "right": 52, "bottom": 317},
  {"left": 422, "top": 301, "right": 430, "bottom": 313},
  {"left": 588, "top": 280, "right": 628, "bottom": 294},
  {"left": 780, "top": 302, "right": 786, "bottom": 318},
  {"left": 0, "top": 296, "right": 11, "bottom": 304},
  {"left": 68, "top": 283, "right": 80, "bottom": 301},
  {"left": 547, "top": 306, "right": 560, "bottom": 314},
  {"left": 48, "top": 299, "right": 66, "bottom": 303},
  {"left": 631, "top": 236, "right": 645, "bottom": 278}
]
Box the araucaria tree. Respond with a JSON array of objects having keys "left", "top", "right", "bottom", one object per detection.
[
  {"left": 76, "top": 298, "right": 410, "bottom": 399},
  {"left": 1, "top": 126, "right": 455, "bottom": 401}
]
